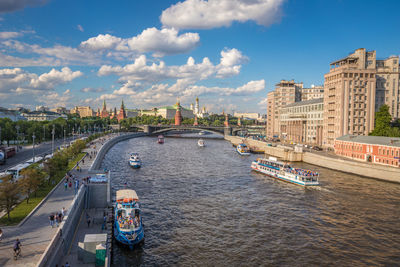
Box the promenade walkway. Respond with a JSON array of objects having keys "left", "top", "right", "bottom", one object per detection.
[{"left": 0, "top": 134, "right": 116, "bottom": 267}]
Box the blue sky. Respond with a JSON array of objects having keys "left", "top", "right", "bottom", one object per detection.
[{"left": 0, "top": 0, "right": 399, "bottom": 114}]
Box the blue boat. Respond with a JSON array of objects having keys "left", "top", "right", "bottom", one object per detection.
[
  {"left": 129, "top": 153, "right": 141, "bottom": 168},
  {"left": 114, "top": 189, "right": 144, "bottom": 249}
]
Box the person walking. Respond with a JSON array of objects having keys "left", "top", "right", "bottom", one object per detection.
[
  {"left": 13, "top": 239, "right": 21, "bottom": 260},
  {"left": 49, "top": 213, "right": 55, "bottom": 228},
  {"left": 64, "top": 180, "right": 68, "bottom": 191},
  {"left": 86, "top": 213, "right": 91, "bottom": 228},
  {"left": 58, "top": 212, "right": 63, "bottom": 225}
]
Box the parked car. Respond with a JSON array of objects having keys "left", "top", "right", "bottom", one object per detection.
[{"left": 313, "top": 146, "right": 323, "bottom": 151}]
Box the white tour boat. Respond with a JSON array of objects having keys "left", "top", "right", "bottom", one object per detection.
[
  {"left": 251, "top": 157, "right": 319, "bottom": 186},
  {"left": 198, "top": 139, "right": 205, "bottom": 147},
  {"left": 129, "top": 153, "right": 141, "bottom": 168}
]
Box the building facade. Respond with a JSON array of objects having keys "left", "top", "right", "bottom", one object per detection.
[
  {"left": 0, "top": 107, "right": 27, "bottom": 121},
  {"left": 322, "top": 48, "right": 377, "bottom": 148},
  {"left": 335, "top": 135, "right": 400, "bottom": 168},
  {"left": 376, "top": 56, "right": 400, "bottom": 118},
  {"left": 301, "top": 85, "right": 324, "bottom": 101},
  {"left": 280, "top": 98, "right": 324, "bottom": 145},
  {"left": 71, "top": 106, "right": 94, "bottom": 117},
  {"left": 21, "top": 111, "right": 67, "bottom": 121},
  {"left": 266, "top": 80, "right": 303, "bottom": 139}
]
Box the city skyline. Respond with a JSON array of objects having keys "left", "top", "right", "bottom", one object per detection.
[{"left": 0, "top": 0, "right": 400, "bottom": 113}]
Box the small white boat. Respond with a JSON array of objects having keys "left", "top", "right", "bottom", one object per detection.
[
  {"left": 236, "top": 143, "right": 250, "bottom": 155},
  {"left": 198, "top": 139, "right": 205, "bottom": 147},
  {"left": 129, "top": 153, "right": 141, "bottom": 168},
  {"left": 251, "top": 157, "right": 319, "bottom": 186},
  {"left": 199, "top": 130, "right": 206, "bottom": 135}
]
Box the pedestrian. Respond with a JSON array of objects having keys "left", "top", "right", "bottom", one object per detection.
[
  {"left": 55, "top": 212, "right": 59, "bottom": 227},
  {"left": 68, "top": 181, "right": 72, "bottom": 188},
  {"left": 61, "top": 207, "right": 66, "bottom": 218},
  {"left": 86, "top": 213, "right": 91, "bottom": 227},
  {"left": 64, "top": 181, "right": 68, "bottom": 191},
  {"left": 82, "top": 158, "right": 85, "bottom": 164},
  {"left": 49, "top": 213, "right": 55, "bottom": 228},
  {"left": 65, "top": 262, "right": 70, "bottom": 267},
  {"left": 102, "top": 215, "right": 107, "bottom": 230},
  {"left": 58, "top": 212, "right": 63, "bottom": 224}
]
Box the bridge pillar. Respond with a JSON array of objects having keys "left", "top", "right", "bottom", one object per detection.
[
  {"left": 224, "top": 126, "right": 232, "bottom": 136},
  {"left": 143, "top": 125, "right": 153, "bottom": 134}
]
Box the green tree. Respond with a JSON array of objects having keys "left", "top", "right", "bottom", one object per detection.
[
  {"left": 370, "top": 105, "right": 393, "bottom": 136},
  {"left": 20, "top": 168, "right": 44, "bottom": 203},
  {"left": 0, "top": 174, "right": 20, "bottom": 220}
]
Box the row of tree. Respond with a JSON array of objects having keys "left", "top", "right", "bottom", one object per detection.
[
  {"left": 119, "top": 114, "right": 258, "bottom": 130},
  {"left": 0, "top": 114, "right": 112, "bottom": 146},
  {"left": 0, "top": 137, "right": 89, "bottom": 220}
]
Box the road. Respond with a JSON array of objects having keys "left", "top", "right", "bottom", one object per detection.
[{"left": 0, "top": 137, "right": 75, "bottom": 172}]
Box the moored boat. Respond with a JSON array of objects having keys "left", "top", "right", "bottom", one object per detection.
[
  {"left": 236, "top": 143, "right": 250, "bottom": 155},
  {"left": 251, "top": 157, "right": 319, "bottom": 186},
  {"left": 129, "top": 153, "right": 141, "bottom": 168},
  {"left": 114, "top": 189, "right": 144, "bottom": 249},
  {"left": 198, "top": 139, "right": 205, "bottom": 147},
  {"left": 158, "top": 135, "right": 164, "bottom": 144}
]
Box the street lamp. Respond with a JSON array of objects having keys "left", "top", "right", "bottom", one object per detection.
[
  {"left": 16, "top": 125, "right": 20, "bottom": 151},
  {"left": 52, "top": 124, "right": 55, "bottom": 153},
  {"left": 43, "top": 125, "right": 46, "bottom": 142},
  {"left": 64, "top": 129, "right": 66, "bottom": 146},
  {"left": 32, "top": 134, "right": 36, "bottom": 163}
]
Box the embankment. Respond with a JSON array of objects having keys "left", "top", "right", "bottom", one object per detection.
[{"left": 225, "top": 136, "right": 400, "bottom": 183}]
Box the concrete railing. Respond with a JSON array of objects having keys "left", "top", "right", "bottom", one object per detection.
[
  {"left": 90, "top": 132, "right": 147, "bottom": 171},
  {"left": 36, "top": 185, "right": 86, "bottom": 267}
]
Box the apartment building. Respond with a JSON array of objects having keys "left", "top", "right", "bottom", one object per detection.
[
  {"left": 376, "top": 56, "right": 400, "bottom": 118},
  {"left": 322, "top": 48, "right": 377, "bottom": 148},
  {"left": 280, "top": 98, "right": 323, "bottom": 145},
  {"left": 266, "top": 80, "right": 303, "bottom": 138}
]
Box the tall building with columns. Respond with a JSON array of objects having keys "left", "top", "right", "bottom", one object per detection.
[{"left": 323, "top": 48, "right": 377, "bottom": 148}]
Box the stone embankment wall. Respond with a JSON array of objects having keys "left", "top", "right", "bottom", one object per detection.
[
  {"left": 90, "top": 132, "right": 147, "bottom": 171},
  {"left": 225, "top": 136, "right": 400, "bottom": 183},
  {"left": 225, "top": 136, "right": 303, "bottom": 161}
]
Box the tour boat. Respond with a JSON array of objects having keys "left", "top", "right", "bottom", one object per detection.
[
  {"left": 129, "top": 153, "right": 141, "bottom": 168},
  {"left": 199, "top": 130, "right": 206, "bottom": 135},
  {"left": 236, "top": 143, "right": 251, "bottom": 155},
  {"left": 198, "top": 139, "right": 205, "bottom": 147},
  {"left": 157, "top": 135, "right": 164, "bottom": 144},
  {"left": 114, "top": 189, "right": 144, "bottom": 249},
  {"left": 251, "top": 157, "right": 319, "bottom": 186}
]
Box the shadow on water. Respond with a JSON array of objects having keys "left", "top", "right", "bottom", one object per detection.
[{"left": 102, "top": 135, "right": 400, "bottom": 266}]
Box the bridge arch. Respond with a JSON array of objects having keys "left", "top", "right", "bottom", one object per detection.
[{"left": 152, "top": 127, "right": 224, "bottom": 136}]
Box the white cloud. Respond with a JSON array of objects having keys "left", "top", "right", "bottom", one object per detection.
[
  {"left": 80, "top": 87, "right": 104, "bottom": 93},
  {"left": 161, "top": 0, "right": 284, "bottom": 29},
  {"left": 258, "top": 97, "right": 268, "bottom": 107},
  {"left": 28, "top": 67, "right": 83, "bottom": 90},
  {"left": 0, "top": 67, "right": 35, "bottom": 93},
  {"left": 80, "top": 34, "right": 122, "bottom": 51},
  {"left": 81, "top": 27, "right": 199, "bottom": 57},
  {"left": 0, "top": 31, "right": 22, "bottom": 39},
  {"left": 183, "top": 79, "right": 265, "bottom": 96},
  {"left": 77, "top": 24, "right": 84, "bottom": 32},
  {"left": 98, "top": 48, "right": 246, "bottom": 84}
]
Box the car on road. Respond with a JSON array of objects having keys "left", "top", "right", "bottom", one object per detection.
[{"left": 313, "top": 146, "right": 323, "bottom": 151}]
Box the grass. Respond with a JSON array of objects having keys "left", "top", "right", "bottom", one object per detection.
[{"left": 0, "top": 152, "right": 86, "bottom": 226}]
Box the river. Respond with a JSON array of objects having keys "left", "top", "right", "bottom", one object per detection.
[{"left": 101, "top": 135, "right": 400, "bottom": 266}]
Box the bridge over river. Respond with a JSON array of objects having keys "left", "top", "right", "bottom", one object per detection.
[{"left": 128, "top": 124, "right": 265, "bottom": 136}]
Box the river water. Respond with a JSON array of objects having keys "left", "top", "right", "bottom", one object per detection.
[{"left": 102, "top": 135, "right": 400, "bottom": 266}]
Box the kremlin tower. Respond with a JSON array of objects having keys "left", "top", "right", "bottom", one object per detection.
[
  {"left": 100, "top": 100, "right": 110, "bottom": 118},
  {"left": 174, "top": 101, "right": 183, "bottom": 126},
  {"left": 193, "top": 115, "right": 198, "bottom": 126},
  {"left": 117, "top": 100, "right": 127, "bottom": 122},
  {"left": 224, "top": 113, "right": 229, "bottom": 127}
]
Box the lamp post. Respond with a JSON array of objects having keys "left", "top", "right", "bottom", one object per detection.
[
  {"left": 52, "top": 125, "right": 55, "bottom": 153},
  {"left": 43, "top": 125, "right": 46, "bottom": 142},
  {"left": 32, "top": 134, "right": 36, "bottom": 163},
  {"left": 16, "top": 125, "right": 20, "bottom": 151},
  {"left": 64, "top": 129, "right": 66, "bottom": 146}
]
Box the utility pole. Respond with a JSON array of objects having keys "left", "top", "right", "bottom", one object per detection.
[
  {"left": 32, "top": 134, "right": 36, "bottom": 163},
  {"left": 52, "top": 124, "right": 55, "bottom": 153}
]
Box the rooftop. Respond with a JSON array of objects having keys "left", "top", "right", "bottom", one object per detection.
[
  {"left": 336, "top": 135, "right": 400, "bottom": 147},
  {"left": 283, "top": 98, "right": 323, "bottom": 108}
]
